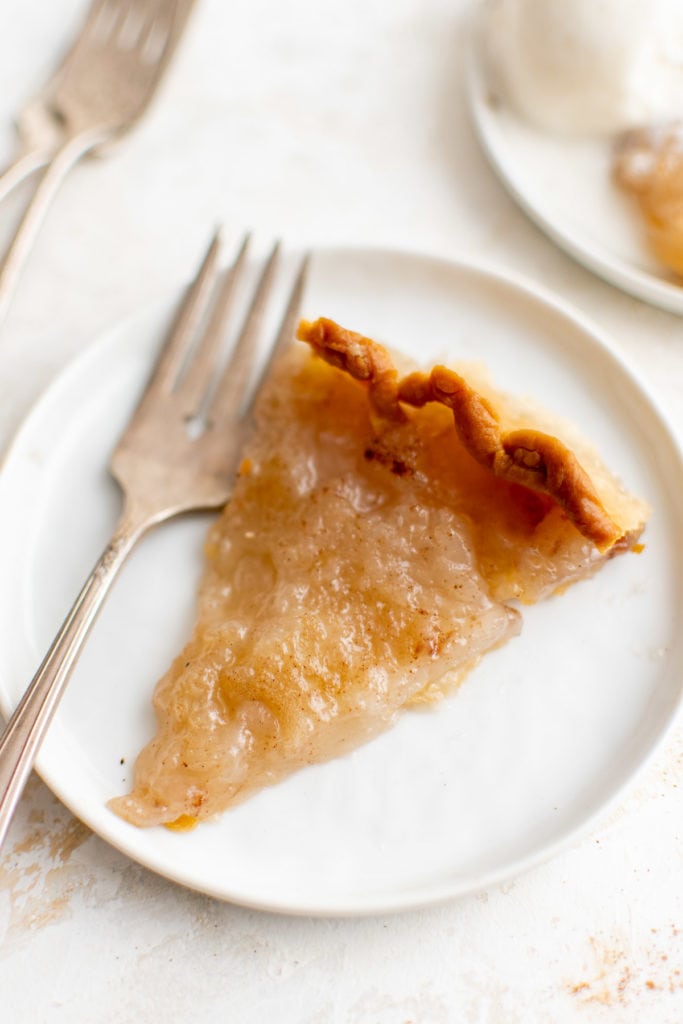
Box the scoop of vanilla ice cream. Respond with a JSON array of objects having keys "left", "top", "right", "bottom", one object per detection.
[{"left": 486, "top": 0, "right": 683, "bottom": 135}]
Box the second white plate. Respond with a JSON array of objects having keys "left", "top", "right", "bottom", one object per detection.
[
  {"left": 0, "top": 246, "right": 682, "bottom": 914},
  {"left": 465, "top": 16, "right": 683, "bottom": 315}
]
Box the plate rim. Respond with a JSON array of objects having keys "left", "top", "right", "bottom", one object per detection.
[{"left": 1, "top": 242, "right": 683, "bottom": 916}]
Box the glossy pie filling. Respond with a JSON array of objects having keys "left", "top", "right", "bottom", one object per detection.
[{"left": 110, "top": 321, "right": 647, "bottom": 828}]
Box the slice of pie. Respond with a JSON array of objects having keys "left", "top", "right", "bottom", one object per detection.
[
  {"left": 110, "top": 318, "right": 648, "bottom": 829},
  {"left": 613, "top": 122, "right": 683, "bottom": 277}
]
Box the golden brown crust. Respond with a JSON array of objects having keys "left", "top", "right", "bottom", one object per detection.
[
  {"left": 296, "top": 317, "right": 623, "bottom": 552},
  {"left": 297, "top": 317, "right": 403, "bottom": 420}
]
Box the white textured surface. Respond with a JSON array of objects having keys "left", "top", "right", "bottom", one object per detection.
[{"left": 1, "top": 0, "right": 683, "bottom": 1020}]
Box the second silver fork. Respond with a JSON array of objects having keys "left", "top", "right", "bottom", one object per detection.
[
  {"left": 0, "top": 0, "right": 197, "bottom": 324},
  {"left": 0, "top": 230, "right": 309, "bottom": 848}
]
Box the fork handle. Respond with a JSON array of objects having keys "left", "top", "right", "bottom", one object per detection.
[
  {"left": 0, "top": 131, "right": 105, "bottom": 325},
  {"left": 0, "top": 508, "right": 147, "bottom": 848},
  {"left": 0, "top": 145, "right": 51, "bottom": 206}
]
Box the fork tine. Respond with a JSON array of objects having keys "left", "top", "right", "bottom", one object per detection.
[
  {"left": 177, "top": 233, "right": 251, "bottom": 419},
  {"left": 145, "top": 228, "right": 223, "bottom": 398},
  {"left": 161, "top": 0, "right": 199, "bottom": 44},
  {"left": 117, "top": 1, "right": 146, "bottom": 48},
  {"left": 137, "top": 0, "right": 195, "bottom": 66},
  {"left": 206, "top": 242, "right": 281, "bottom": 424},
  {"left": 136, "top": 2, "right": 168, "bottom": 58},
  {"left": 240, "top": 254, "right": 310, "bottom": 424},
  {"left": 100, "top": 0, "right": 132, "bottom": 40},
  {"left": 211, "top": 252, "right": 310, "bottom": 430},
  {"left": 80, "top": 0, "right": 112, "bottom": 37}
]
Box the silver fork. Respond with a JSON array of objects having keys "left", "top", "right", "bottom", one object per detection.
[
  {"left": 0, "top": 0, "right": 197, "bottom": 323},
  {"left": 0, "top": 230, "right": 309, "bottom": 848}
]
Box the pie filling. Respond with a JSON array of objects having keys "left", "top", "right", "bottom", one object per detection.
[
  {"left": 110, "top": 319, "right": 648, "bottom": 828},
  {"left": 613, "top": 123, "right": 683, "bottom": 277}
]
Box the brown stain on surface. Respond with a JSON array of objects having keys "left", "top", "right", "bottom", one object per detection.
[
  {"left": 0, "top": 780, "right": 93, "bottom": 948},
  {"left": 47, "top": 817, "right": 91, "bottom": 861},
  {"left": 567, "top": 930, "right": 683, "bottom": 1009}
]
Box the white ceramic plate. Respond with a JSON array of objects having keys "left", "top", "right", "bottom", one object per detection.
[
  {"left": 1, "top": 246, "right": 682, "bottom": 916},
  {"left": 465, "top": 15, "right": 683, "bottom": 315}
]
